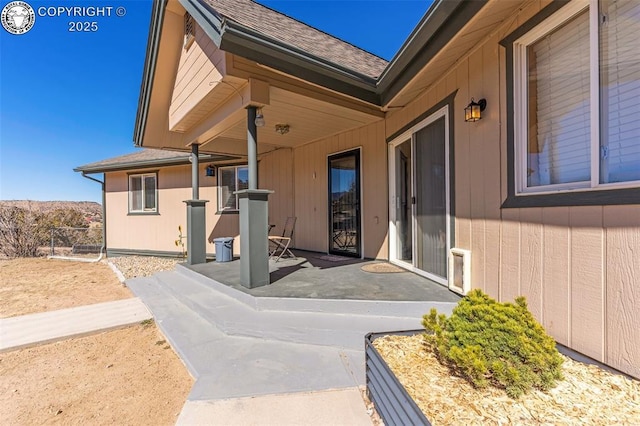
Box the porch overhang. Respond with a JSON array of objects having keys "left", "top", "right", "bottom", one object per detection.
[{"left": 133, "top": 0, "right": 497, "bottom": 149}]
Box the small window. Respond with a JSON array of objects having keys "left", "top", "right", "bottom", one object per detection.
[
  {"left": 129, "top": 173, "right": 157, "bottom": 213},
  {"left": 512, "top": 0, "right": 640, "bottom": 196},
  {"left": 217, "top": 165, "right": 248, "bottom": 211},
  {"left": 184, "top": 13, "right": 195, "bottom": 49}
]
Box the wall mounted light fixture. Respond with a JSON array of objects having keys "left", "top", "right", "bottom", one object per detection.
[
  {"left": 275, "top": 123, "right": 290, "bottom": 135},
  {"left": 205, "top": 165, "right": 216, "bottom": 177},
  {"left": 254, "top": 108, "right": 265, "bottom": 127},
  {"left": 464, "top": 98, "right": 487, "bottom": 122}
]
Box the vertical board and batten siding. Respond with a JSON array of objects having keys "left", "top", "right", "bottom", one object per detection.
[
  {"left": 293, "top": 120, "right": 388, "bottom": 259},
  {"left": 384, "top": 0, "right": 639, "bottom": 377},
  {"left": 259, "top": 148, "right": 295, "bottom": 236}
]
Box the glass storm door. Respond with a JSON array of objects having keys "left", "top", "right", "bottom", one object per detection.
[
  {"left": 389, "top": 107, "right": 449, "bottom": 284},
  {"left": 328, "top": 150, "right": 361, "bottom": 257}
]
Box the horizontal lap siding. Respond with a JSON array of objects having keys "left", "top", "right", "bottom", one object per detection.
[
  {"left": 169, "top": 22, "right": 226, "bottom": 129},
  {"left": 382, "top": 0, "right": 638, "bottom": 377}
]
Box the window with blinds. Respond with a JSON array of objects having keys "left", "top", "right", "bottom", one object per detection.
[
  {"left": 129, "top": 173, "right": 158, "bottom": 213},
  {"left": 514, "top": 0, "right": 639, "bottom": 194},
  {"left": 599, "top": 0, "right": 640, "bottom": 184}
]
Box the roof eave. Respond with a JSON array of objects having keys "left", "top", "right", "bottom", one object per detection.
[
  {"left": 219, "top": 19, "right": 381, "bottom": 105},
  {"left": 182, "top": 0, "right": 381, "bottom": 104},
  {"left": 74, "top": 154, "right": 232, "bottom": 174},
  {"left": 133, "top": 0, "right": 169, "bottom": 147},
  {"left": 377, "top": 0, "right": 489, "bottom": 107}
]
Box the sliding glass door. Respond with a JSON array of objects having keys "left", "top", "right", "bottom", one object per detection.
[{"left": 389, "top": 107, "right": 450, "bottom": 284}]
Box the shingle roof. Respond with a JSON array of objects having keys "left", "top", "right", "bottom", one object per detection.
[
  {"left": 203, "top": 0, "right": 388, "bottom": 79},
  {"left": 75, "top": 149, "right": 235, "bottom": 173}
]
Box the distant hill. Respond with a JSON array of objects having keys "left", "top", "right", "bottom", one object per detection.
[{"left": 0, "top": 201, "right": 102, "bottom": 223}]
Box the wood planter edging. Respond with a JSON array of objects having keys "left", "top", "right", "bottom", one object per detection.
[{"left": 365, "top": 330, "right": 431, "bottom": 426}]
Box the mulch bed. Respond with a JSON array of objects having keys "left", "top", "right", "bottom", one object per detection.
[{"left": 373, "top": 334, "right": 640, "bottom": 425}]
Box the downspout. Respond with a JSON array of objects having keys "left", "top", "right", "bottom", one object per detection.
[{"left": 81, "top": 172, "right": 107, "bottom": 255}]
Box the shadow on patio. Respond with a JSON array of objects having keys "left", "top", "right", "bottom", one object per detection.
[{"left": 183, "top": 250, "right": 460, "bottom": 302}]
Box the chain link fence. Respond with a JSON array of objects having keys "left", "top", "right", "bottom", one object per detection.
[{"left": 49, "top": 226, "right": 104, "bottom": 258}]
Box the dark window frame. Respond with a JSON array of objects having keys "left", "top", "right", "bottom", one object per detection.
[{"left": 499, "top": 0, "right": 640, "bottom": 208}]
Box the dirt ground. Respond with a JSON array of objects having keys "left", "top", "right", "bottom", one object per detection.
[
  {"left": 0, "top": 258, "right": 132, "bottom": 318},
  {"left": 0, "top": 322, "right": 193, "bottom": 425},
  {"left": 0, "top": 257, "right": 194, "bottom": 425}
]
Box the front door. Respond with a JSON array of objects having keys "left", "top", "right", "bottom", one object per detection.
[
  {"left": 389, "top": 106, "right": 450, "bottom": 284},
  {"left": 328, "top": 149, "right": 361, "bottom": 257}
]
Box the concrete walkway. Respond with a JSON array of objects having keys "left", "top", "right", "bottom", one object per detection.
[
  {"left": 126, "top": 265, "right": 457, "bottom": 425},
  {"left": 0, "top": 288, "right": 376, "bottom": 424},
  {"left": 177, "top": 388, "right": 372, "bottom": 425},
  {"left": 0, "top": 298, "right": 152, "bottom": 352}
]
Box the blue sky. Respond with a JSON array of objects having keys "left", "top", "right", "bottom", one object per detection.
[{"left": 0, "top": 0, "right": 430, "bottom": 203}]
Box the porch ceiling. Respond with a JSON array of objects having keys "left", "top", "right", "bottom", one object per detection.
[
  {"left": 199, "top": 86, "right": 383, "bottom": 156},
  {"left": 383, "top": 0, "right": 526, "bottom": 109}
]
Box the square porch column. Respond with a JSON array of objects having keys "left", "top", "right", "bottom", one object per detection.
[
  {"left": 184, "top": 199, "right": 208, "bottom": 265},
  {"left": 184, "top": 143, "right": 207, "bottom": 265},
  {"left": 236, "top": 189, "right": 273, "bottom": 288}
]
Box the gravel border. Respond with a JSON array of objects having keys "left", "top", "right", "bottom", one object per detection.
[{"left": 108, "top": 256, "right": 180, "bottom": 280}]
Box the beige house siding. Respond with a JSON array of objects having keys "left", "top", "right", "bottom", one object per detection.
[
  {"left": 293, "top": 120, "right": 388, "bottom": 259},
  {"left": 105, "top": 164, "right": 218, "bottom": 255},
  {"left": 104, "top": 153, "right": 295, "bottom": 258},
  {"left": 259, "top": 148, "right": 295, "bottom": 237},
  {"left": 142, "top": 8, "right": 185, "bottom": 149},
  {"left": 384, "top": 0, "right": 640, "bottom": 377},
  {"left": 169, "top": 21, "right": 228, "bottom": 132}
]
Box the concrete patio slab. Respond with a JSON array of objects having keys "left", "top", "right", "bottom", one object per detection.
[
  {"left": 0, "top": 298, "right": 152, "bottom": 352},
  {"left": 176, "top": 388, "right": 372, "bottom": 425},
  {"left": 184, "top": 250, "right": 461, "bottom": 303}
]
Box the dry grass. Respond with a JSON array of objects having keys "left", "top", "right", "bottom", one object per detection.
[
  {"left": 373, "top": 334, "right": 640, "bottom": 425},
  {"left": 0, "top": 258, "right": 132, "bottom": 318},
  {"left": 0, "top": 321, "right": 193, "bottom": 425}
]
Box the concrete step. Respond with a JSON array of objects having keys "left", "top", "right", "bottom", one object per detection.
[
  {"left": 127, "top": 275, "right": 365, "bottom": 401},
  {"left": 176, "top": 263, "right": 457, "bottom": 317},
  {"left": 151, "top": 270, "right": 427, "bottom": 350}
]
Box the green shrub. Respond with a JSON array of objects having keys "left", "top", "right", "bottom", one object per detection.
[{"left": 422, "top": 289, "right": 563, "bottom": 398}]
